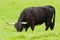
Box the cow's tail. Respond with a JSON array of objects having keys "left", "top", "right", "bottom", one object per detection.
[
  {"left": 50, "top": 8, "right": 55, "bottom": 30},
  {"left": 53, "top": 9, "right": 55, "bottom": 27}
]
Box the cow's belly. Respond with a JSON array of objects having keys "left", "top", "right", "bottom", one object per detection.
[{"left": 35, "top": 18, "right": 45, "bottom": 25}]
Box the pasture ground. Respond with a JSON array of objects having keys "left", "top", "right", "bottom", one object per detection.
[{"left": 0, "top": 0, "right": 60, "bottom": 40}]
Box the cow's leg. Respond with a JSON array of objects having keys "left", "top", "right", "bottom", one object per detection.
[
  {"left": 31, "top": 26, "right": 35, "bottom": 31},
  {"left": 31, "top": 24, "right": 35, "bottom": 31},
  {"left": 25, "top": 27, "right": 28, "bottom": 32},
  {"left": 30, "top": 21, "right": 35, "bottom": 31},
  {"left": 45, "top": 23, "right": 49, "bottom": 31},
  {"left": 25, "top": 26, "right": 29, "bottom": 32},
  {"left": 50, "top": 23, "right": 54, "bottom": 30},
  {"left": 45, "top": 19, "right": 51, "bottom": 31}
]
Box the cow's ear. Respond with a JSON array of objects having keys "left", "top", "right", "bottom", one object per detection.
[{"left": 21, "top": 22, "right": 27, "bottom": 24}]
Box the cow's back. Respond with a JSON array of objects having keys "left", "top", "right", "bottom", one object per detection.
[{"left": 19, "top": 5, "right": 55, "bottom": 25}]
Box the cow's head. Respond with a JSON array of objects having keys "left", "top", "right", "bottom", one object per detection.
[{"left": 14, "top": 22, "right": 27, "bottom": 32}]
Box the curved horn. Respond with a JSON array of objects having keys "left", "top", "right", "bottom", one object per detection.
[
  {"left": 9, "top": 23, "right": 15, "bottom": 25},
  {"left": 22, "top": 22, "right": 27, "bottom": 24}
]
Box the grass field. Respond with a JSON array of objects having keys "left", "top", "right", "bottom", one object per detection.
[{"left": 0, "top": 0, "right": 60, "bottom": 40}]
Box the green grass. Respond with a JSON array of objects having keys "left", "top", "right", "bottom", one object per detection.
[{"left": 0, "top": 0, "right": 60, "bottom": 40}]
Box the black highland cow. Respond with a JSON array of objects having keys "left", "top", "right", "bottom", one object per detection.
[{"left": 14, "top": 5, "right": 55, "bottom": 32}]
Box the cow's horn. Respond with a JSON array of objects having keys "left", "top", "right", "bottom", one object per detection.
[
  {"left": 8, "top": 22, "right": 15, "bottom": 25},
  {"left": 10, "top": 23, "right": 15, "bottom": 25},
  {"left": 22, "top": 22, "right": 27, "bottom": 24}
]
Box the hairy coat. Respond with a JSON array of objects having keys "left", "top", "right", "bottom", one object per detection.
[{"left": 14, "top": 5, "right": 55, "bottom": 32}]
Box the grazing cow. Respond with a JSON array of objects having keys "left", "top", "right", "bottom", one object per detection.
[{"left": 14, "top": 5, "right": 55, "bottom": 32}]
